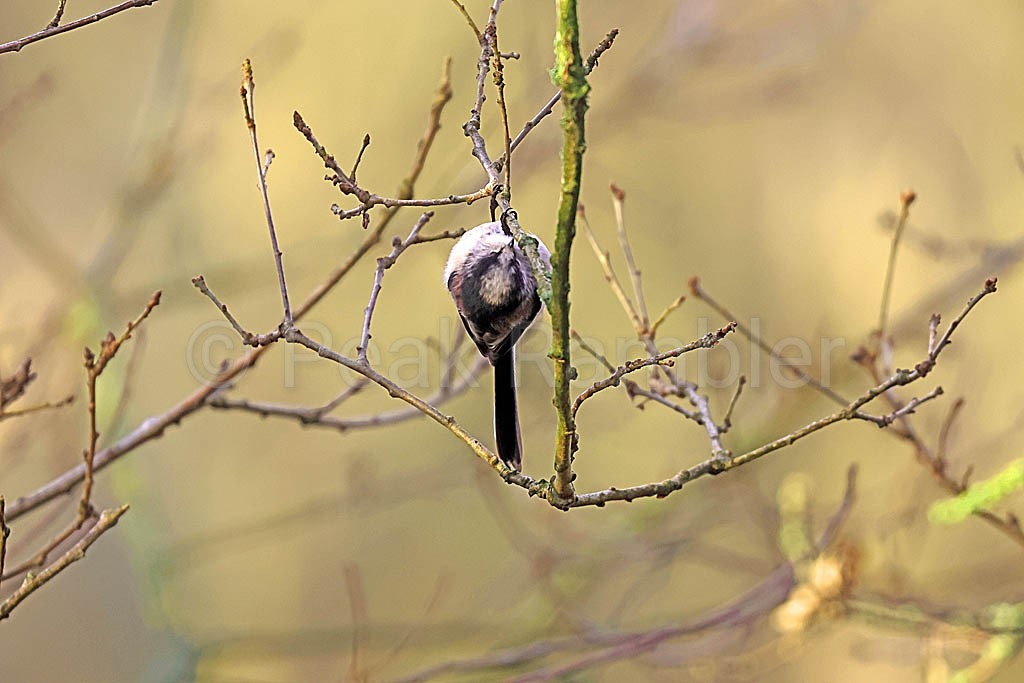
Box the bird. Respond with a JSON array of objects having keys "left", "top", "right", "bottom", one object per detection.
[{"left": 443, "top": 210, "right": 550, "bottom": 471}]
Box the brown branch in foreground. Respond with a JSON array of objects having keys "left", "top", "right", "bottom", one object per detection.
[
  {"left": 0, "top": 0, "right": 163, "bottom": 55},
  {"left": 0, "top": 505, "right": 128, "bottom": 621},
  {"left": 3, "top": 291, "right": 160, "bottom": 581}
]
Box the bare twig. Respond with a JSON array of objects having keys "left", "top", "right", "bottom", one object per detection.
[
  {"left": 191, "top": 275, "right": 252, "bottom": 342},
  {"left": 448, "top": 0, "right": 482, "bottom": 43},
  {"left": 610, "top": 183, "right": 650, "bottom": 329},
  {"left": 877, "top": 190, "right": 916, "bottom": 341},
  {"left": 573, "top": 324, "right": 736, "bottom": 418},
  {"left": 411, "top": 227, "right": 468, "bottom": 244},
  {"left": 0, "top": 498, "right": 8, "bottom": 591},
  {"left": 722, "top": 375, "right": 747, "bottom": 430},
  {"left": 624, "top": 381, "right": 700, "bottom": 421},
  {"left": 462, "top": 1, "right": 503, "bottom": 187},
  {"left": 570, "top": 329, "right": 615, "bottom": 373},
  {"left": 505, "top": 29, "right": 619, "bottom": 159},
  {"left": 358, "top": 212, "right": 433, "bottom": 364},
  {"left": 0, "top": 359, "right": 36, "bottom": 410},
  {"left": 0, "top": 0, "right": 163, "bottom": 55},
  {"left": 293, "top": 61, "right": 490, "bottom": 223},
  {"left": 936, "top": 397, "right": 965, "bottom": 464},
  {"left": 853, "top": 386, "right": 945, "bottom": 427},
  {"left": 0, "top": 394, "right": 74, "bottom": 422},
  {"left": 488, "top": 9, "right": 513, "bottom": 196},
  {"left": 681, "top": 381, "right": 730, "bottom": 460},
  {"left": 48, "top": 0, "right": 69, "bottom": 28},
  {"left": 241, "top": 59, "right": 293, "bottom": 324},
  {"left": 649, "top": 293, "right": 686, "bottom": 337},
  {"left": 0, "top": 505, "right": 128, "bottom": 621},
  {"left": 350, "top": 133, "right": 371, "bottom": 182},
  {"left": 580, "top": 206, "right": 643, "bottom": 330}
]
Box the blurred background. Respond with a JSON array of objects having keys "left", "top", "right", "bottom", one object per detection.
[{"left": 1, "top": 0, "right": 1023, "bottom": 681}]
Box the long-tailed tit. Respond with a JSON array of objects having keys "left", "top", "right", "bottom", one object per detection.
[{"left": 443, "top": 212, "right": 550, "bottom": 471}]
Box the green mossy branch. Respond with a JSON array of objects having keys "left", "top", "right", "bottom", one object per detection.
[{"left": 549, "top": 0, "right": 590, "bottom": 503}]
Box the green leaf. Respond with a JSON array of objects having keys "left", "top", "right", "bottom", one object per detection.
[{"left": 928, "top": 459, "right": 1024, "bottom": 525}]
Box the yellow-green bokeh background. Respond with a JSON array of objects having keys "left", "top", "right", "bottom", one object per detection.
[{"left": 1, "top": 1, "right": 1023, "bottom": 681}]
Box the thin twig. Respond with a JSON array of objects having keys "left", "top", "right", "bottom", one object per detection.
[
  {"left": 0, "top": 359, "right": 36, "bottom": 410},
  {"left": 0, "top": 505, "right": 129, "bottom": 621},
  {"left": 191, "top": 275, "right": 251, "bottom": 340},
  {"left": 411, "top": 227, "right": 468, "bottom": 244},
  {"left": 358, "top": 212, "right": 433, "bottom": 364},
  {"left": 489, "top": 13, "right": 514, "bottom": 196},
  {"left": 505, "top": 29, "right": 619, "bottom": 159},
  {"left": 936, "top": 397, "right": 965, "bottom": 464},
  {"left": 573, "top": 324, "right": 736, "bottom": 418},
  {"left": 0, "top": 0, "right": 162, "bottom": 55},
  {"left": 721, "top": 375, "right": 746, "bottom": 430},
  {"left": 350, "top": 134, "right": 371, "bottom": 182},
  {"left": 877, "top": 190, "right": 916, "bottom": 340},
  {"left": 610, "top": 184, "right": 649, "bottom": 329},
  {"left": 853, "top": 386, "right": 944, "bottom": 427},
  {"left": 649, "top": 293, "right": 686, "bottom": 337},
  {"left": 623, "top": 381, "right": 700, "bottom": 421},
  {"left": 580, "top": 206, "right": 643, "bottom": 334},
  {"left": 241, "top": 59, "right": 293, "bottom": 324},
  {"left": 0, "top": 498, "right": 8, "bottom": 591},
  {"left": 0, "top": 394, "right": 74, "bottom": 422},
  {"left": 681, "top": 382, "right": 729, "bottom": 460},
  {"left": 48, "top": 0, "right": 69, "bottom": 28},
  {"left": 462, "top": 1, "right": 502, "bottom": 187},
  {"left": 570, "top": 329, "right": 616, "bottom": 373},
  {"left": 448, "top": 0, "right": 482, "bottom": 42}
]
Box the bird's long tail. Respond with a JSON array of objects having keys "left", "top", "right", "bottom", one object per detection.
[{"left": 493, "top": 349, "right": 522, "bottom": 470}]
